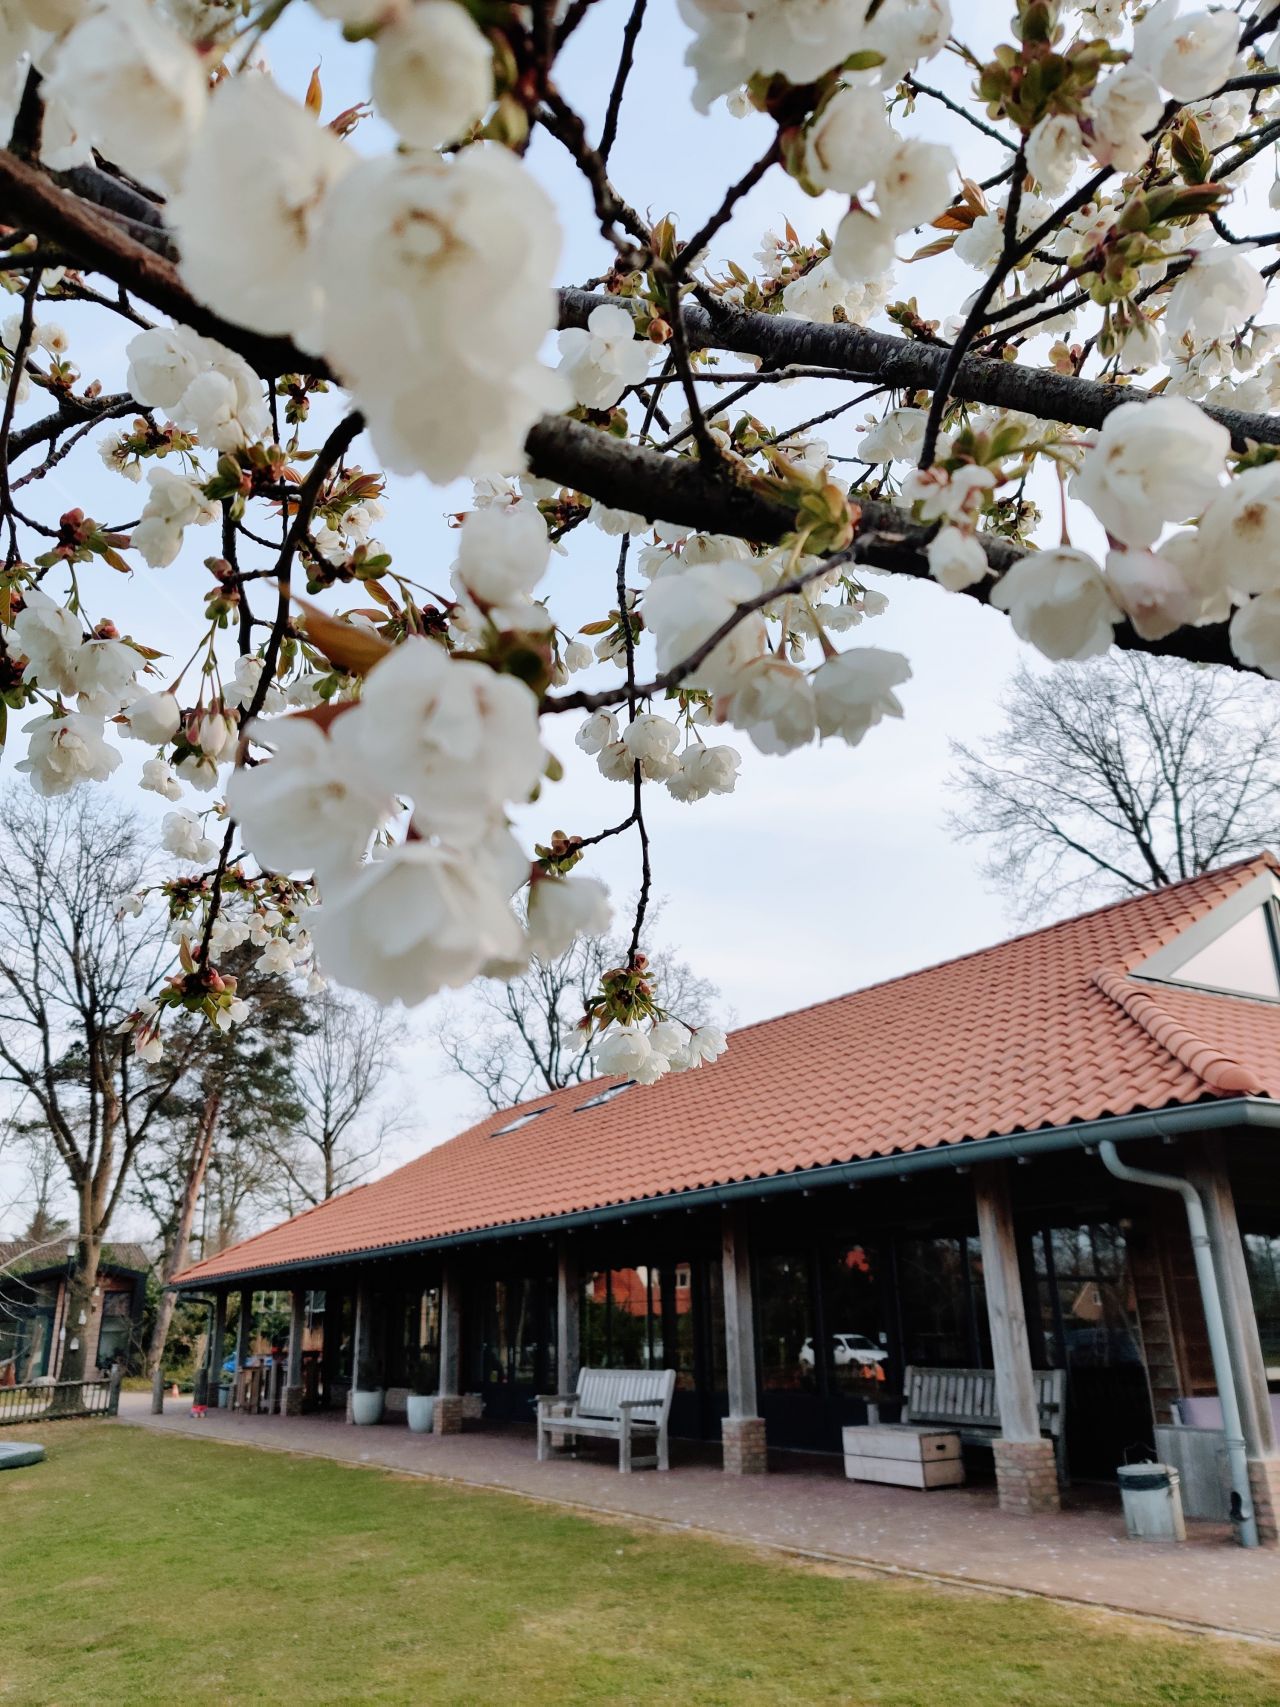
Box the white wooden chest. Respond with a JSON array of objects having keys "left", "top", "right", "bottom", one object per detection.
[{"left": 842, "top": 1423, "right": 965, "bottom": 1489}]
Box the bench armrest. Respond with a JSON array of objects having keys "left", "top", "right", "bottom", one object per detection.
[
  {"left": 616, "top": 1399, "right": 661, "bottom": 1413},
  {"left": 536, "top": 1393, "right": 581, "bottom": 1410}
]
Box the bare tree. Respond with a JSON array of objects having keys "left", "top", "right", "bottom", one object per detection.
[
  {"left": 438, "top": 916, "right": 721, "bottom": 1111},
  {"left": 266, "top": 990, "right": 405, "bottom": 1210},
  {"left": 949, "top": 655, "right": 1280, "bottom": 921},
  {"left": 0, "top": 789, "right": 183, "bottom": 1383}
]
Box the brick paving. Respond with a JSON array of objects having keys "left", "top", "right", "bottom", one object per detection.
[{"left": 115, "top": 1394, "right": 1280, "bottom": 1642}]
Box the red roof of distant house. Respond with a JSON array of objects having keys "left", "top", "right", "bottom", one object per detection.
[{"left": 175, "top": 854, "right": 1280, "bottom": 1287}]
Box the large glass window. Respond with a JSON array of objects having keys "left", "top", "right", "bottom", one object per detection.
[
  {"left": 1034, "top": 1224, "right": 1142, "bottom": 1370},
  {"left": 579, "top": 1262, "right": 696, "bottom": 1376},
  {"left": 899, "top": 1235, "right": 989, "bottom": 1368},
  {"left": 822, "top": 1244, "right": 887, "bottom": 1396},
  {"left": 386, "top": 1285, "right": 440, "bottom": 1386},
  {"left": 1244, "top": 1232, "right": 1280, "bottom": 1378},
  {"left": 757, "top": 1252, "right": 815, "bottom": 1393}
]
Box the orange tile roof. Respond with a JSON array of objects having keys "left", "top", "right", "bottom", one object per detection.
[{"left": 176, "top": 853, "right": 1280, "bottom": 1286}]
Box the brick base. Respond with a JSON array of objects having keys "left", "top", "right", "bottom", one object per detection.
[
  {"left": 434, "top": 1395, "right": 466, "bottom": 1435},
  {"left": 1249, "top": 1458, "right": 1280, "bottom": 1546},
  {"left": 282, "top": 1384, "right": 304, "bottom": 1417},
  {"left": 993, "top": 1438, "right": 1060, "bottom": 1516},
  {"left": 722, "top": 1415, "right": 767, "bottom": 1475}
]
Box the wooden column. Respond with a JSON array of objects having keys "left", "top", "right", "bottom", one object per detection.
[
  {"left": 320, "top": 1288, "right": 341, "bottom": 1409},
  {"left": 435, "top": 1259, "right": 464, "bottom": 1434},
  {"left": 348, "top": 1275, "right": 373, "bottom": 1421},
  {"left": 233, "top": 1287, "right": 254, "bottom": 1411},
  {"left": 974, "top": 1162, "right": 1060, "bottom": 1515},
  {"left": 720, "top": 1204, "right": 766, "bottom": 1473},
  {"left": 1189, "top": 1138, "right": 1280, "bottom": 1543},
  {"left": 556, "top": 1237, "right": 580, "bottom": 1395},
  {"left": 203, "top": 1290, "right": 227, "bottom": 1410},
  {"left": 283, "top": 1288, "right": 306, "bottom": 1415}
]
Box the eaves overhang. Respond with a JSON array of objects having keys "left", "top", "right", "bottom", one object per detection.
[{"left": 170, "top": 1095, "right": 1280, "bottom": 1292}]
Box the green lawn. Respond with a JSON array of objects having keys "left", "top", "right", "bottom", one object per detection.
[{"left": 3, "top": 1425, "right": 1279, "bottom": 1707}]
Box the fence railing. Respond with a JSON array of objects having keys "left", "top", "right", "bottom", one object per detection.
[{"left": 0, "top": 1373, "right": 122, "bottom": 1426}]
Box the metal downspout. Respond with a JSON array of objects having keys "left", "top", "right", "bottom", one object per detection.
[{"left": 1098, "top": 1140, "right": 1258, "bottom": 1548}]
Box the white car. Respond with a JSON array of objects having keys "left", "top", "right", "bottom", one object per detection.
[{"left": 798, "top": 1333, "right": 888, "bottom": 1370}]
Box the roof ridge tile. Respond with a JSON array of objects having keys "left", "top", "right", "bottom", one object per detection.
[{"left": 1091, "top": 966, "right": 1267, "bottom": 1096}]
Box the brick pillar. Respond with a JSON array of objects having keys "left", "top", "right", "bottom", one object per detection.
[
  {"left": 1249, "top": 1458, "right": 1280, "bottom": 1545},
  {"left": 282, "top": 1384, "right": 304, "bottom": 1417},
  {"left": 975, "top": 1163, "right": 1061, "bottom": 1517},
  {"left": 721, "top": 1416, "right": 767, "bottom": 1475},
  {"left": 993, "top": 1439, "right": 1061, "bottom": 1516},
  {"left": 434, "top": 1394, "right": 465, "bottom": 1435}
]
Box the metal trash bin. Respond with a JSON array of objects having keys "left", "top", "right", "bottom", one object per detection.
[{"left": 1118, "top": 1463, "right": 1186, "bottom": 1542}]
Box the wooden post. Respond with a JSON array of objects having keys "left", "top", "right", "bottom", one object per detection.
[
  {"left": 320, "top": 1287, "right": 341, "bottom": 1410},
  {"left": 283, "top": 1288, "right": 306, "bottom": 1416},
  {"left": 434, "top": 1259, "right": 464, "bottom": 1434},
  {"left": 348, "top": 1275, "right": 373, "bottom": 1421},
  {"left": 974, "top": 1162, "right": 1059, "bottom": 1515},
  {"left": 207, "top": 1290, "right": 227, "bottom": 1407},
  {"left": 1189, "top": 1137, "right": 1280, "bottom": 1543},
  {"left": 234, "top": 1287, "right": 254, "bottom": 1409},
  {"left": 720, "top": 1203, "right": 766, "bottom": 1473},
  {"left": 556, "top": 1237, "right": 580, "bottom": 1395}
]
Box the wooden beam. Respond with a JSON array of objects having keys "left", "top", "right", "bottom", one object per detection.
[
  {"left": 721, "top": 1203, "right": 759, "bottom": 1420},
  {"left": 556, "top": 1238, "right": 580, "bottom": 1393},
  {"left": 974, "top": 1163, "right": 1041, "bottom": 1443},
  {"left": 439, "top": 1261, "right": 462, "bottom": 1398},
  {"left": 1189, "top": 1137, "right": 1278, "bottom": 1460},
  {"left": 286, "top": 1289, "right": 306, "bottom": 1391}
]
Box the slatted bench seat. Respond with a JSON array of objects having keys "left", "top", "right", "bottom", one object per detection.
[
  {"left": 867, "top": 1365, "right": 1067, "bottom": 1483},
  {"left": 536, "top": 1367, "right": 676, "bottom": 1472}
]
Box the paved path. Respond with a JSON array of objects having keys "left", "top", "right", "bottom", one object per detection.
[{"left": 116, "top": 1393, "right": 1280, "bottom": 1643}]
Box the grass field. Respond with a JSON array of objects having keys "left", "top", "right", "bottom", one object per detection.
[{"left": 3, "top": 1422, "right": 1279, "bottom": 1706}]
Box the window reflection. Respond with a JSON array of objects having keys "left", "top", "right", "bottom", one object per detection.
[
  {"left": 758, "top": 1253, "right": 815, "bottom": 1392},
  {"left": 899, "top": 1235, "right": 989, "bottom": 1368},
  {"left": 822, "top": 1244, "right": 887, "bottom": 1395},
  {"left": 1244, "top": 1231, "right": 1280, "bottom": 1378}
]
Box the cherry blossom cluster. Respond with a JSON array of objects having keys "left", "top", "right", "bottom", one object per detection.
[{"left": 7, "top": 0, "right": 1280, "bottom": 1085}]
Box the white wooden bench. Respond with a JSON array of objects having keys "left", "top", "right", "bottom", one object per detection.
[
  {"left": 536, "top": 1367, "right": 676, "bottom": 1472},
  {"left": 868, "top": 1365, "right": 1068, "bottom": 1483}
]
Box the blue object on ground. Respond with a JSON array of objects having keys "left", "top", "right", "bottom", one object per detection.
[{"left": 0, "top": 1440, "right": 46, "bottom": 1470}]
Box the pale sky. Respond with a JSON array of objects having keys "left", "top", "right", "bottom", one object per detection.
[{"left": 0, "top": 2, "right": 1113, "bottom": 1237}]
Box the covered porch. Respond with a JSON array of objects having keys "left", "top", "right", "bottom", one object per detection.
[{"left": 178, "top": 1111, "right": 1280, "bottom": 1544}]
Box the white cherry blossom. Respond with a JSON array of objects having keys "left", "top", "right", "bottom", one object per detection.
[
  {"left": 42, "top": 0, "right": 206, "bottom": 191},
  {"left": 171, "top": 76, "right": 351, "bottom": 354},
  {"left": 557, "top": 304, "right": 651, "bottom": 410},
  {"left": 990, "top": 548, "right": 1121, "bottom": 660},
  {"left": 17, "top": 711, "right": 121, "bottom": 795},
  {"left": 371, "top": 0, "right": 494, "bottom": 149},
  {"left": 1131, "top": 1, "right": 1239, "bottom": 102},
  {"left": 1071, "top": 398, "right": 1229, "bottom": 548},
  {"left": 526, "top": 875, "right": 612, "bottom": 961},
  {"left": 812, "top": 648, "right": 911, "bottom": 745}
]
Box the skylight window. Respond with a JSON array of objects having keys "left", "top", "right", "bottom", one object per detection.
[
  {"left": 490, "top": 1108, "right": 550, "bottom": 1136},
  {"left": 575, "top": 1081, "right": 636, "bottom": 1111}
]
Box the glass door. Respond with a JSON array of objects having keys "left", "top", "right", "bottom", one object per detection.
[{"left": 1032, "top": 1221, "right": 1153, "bottom": 1479}]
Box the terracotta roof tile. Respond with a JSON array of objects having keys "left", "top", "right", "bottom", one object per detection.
[{"left": 177, "top": 852, "right": 1280, "bottom": 1286}]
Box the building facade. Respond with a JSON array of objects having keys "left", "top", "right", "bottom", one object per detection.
[
  {"left": 0, "top": 1241, "right": 148, "bottom": 1383},
  {"left": 176, "top": 858, "right": 1280, "bottom": 1540}
]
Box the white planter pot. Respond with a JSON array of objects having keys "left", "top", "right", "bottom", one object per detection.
[
  {"left": 351, "top": 1387, "right": 384, "bottom": 1426},
  {"left": 406, "top": 1394, "right": 435, "bottom": 1434}
]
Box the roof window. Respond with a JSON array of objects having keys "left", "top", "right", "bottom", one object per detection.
[
  {"left": 575, "top": 1081, "right": 636, "bottom": 1111},
  {"left": 490, "top": 1107, "right": 551, "bottom": 1136}
]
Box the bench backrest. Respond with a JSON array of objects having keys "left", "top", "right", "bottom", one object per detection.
[
  {"left": 904, "top": 1365, "right": 1065, "bottom": 1437},
  {"left": 577, "top": 1366, "right": 675, "bottom": 1421}
]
